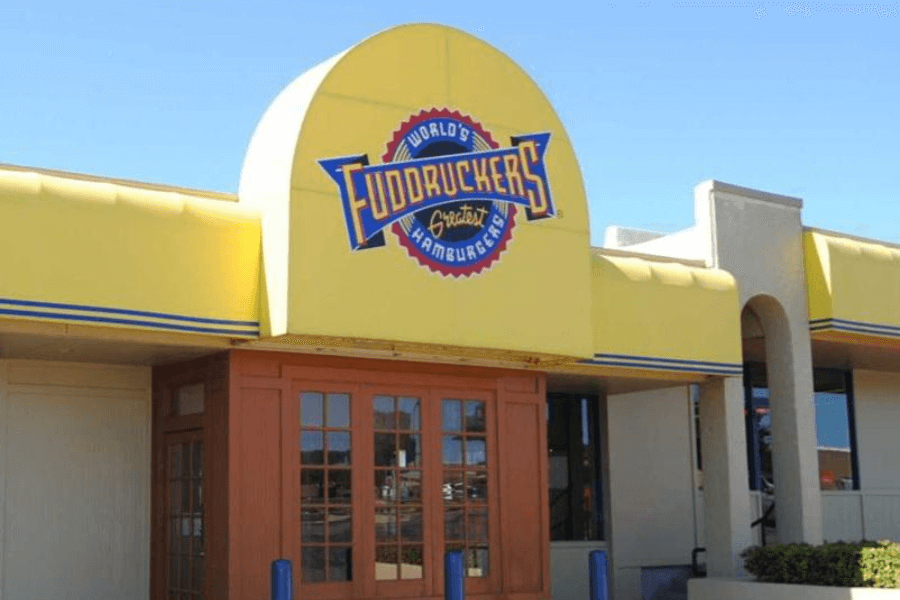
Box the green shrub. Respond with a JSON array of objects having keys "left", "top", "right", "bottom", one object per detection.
[{"left": 742, "top": 540, "right": 900, "bottom": 588}]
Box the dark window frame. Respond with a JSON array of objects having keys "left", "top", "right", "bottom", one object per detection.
[{"left": 546, "top": 393, "right": 604, "bottom": 542}]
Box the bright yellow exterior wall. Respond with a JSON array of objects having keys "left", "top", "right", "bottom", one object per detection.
[
  {"left": 590, "top": 254, "right": 743, "bottom": 374},
  {"left": 0, "top": 168, "right": 261, "bottom": 337},
  {"left": 272, "top": 24, "right": 593, "bottom": 358},
  {"left": 805, "top": 230, "right": 900, "bottom": 341}
]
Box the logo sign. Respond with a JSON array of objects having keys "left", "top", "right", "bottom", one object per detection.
[{"left": 319, "top": 109, "right": 556, "bottom": 278}]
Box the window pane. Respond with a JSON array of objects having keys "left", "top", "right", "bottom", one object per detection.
[
  {"left": 327, "top": 432, "right": 351, "bottom": 466},
  {"left": 467, "top": 547, "right": 489, "bottom": 577},
  {"left": 375, "top": 471, "right": 397, "bottom": 503},
  {"left": 328, "top": 470, "right": 351, "bottom": 503},
  {"left": 398, "top": 397, "right": 421, "bottom": 431},
  {"left": 443, "top": 471, "right": 464, "bottom": 503},
  {"left": 302, "top": 547, "right": 325, "bottom": 583},
  {"left": 399, "top": 471, "right": 421, "bottom": 503},
  {"left": 301, "top": 470, "right": 325, "bottom": 504},
  {"left": 301, "top": 432, "right": 324, "bottom": 465},
  {"left": 468, "top": 509, "right": 488, "bottom": 541},
  {"left": 327, "top": 393, "right": 351, "bottom": 428},
  {"left": 302, "top": 509, "right": 325, "bottom": 543},
  {"left": 399, "top": 508, "right": 423, "bottom": 542},
  {"left": 329, "top": 508, "right": 352, "bottom": 543},
  {"left": 443, "top": 399, "right": 462, "bottom": 431},
  {"left": 329, "top": 547, "right": 352, "bottom": 581},
  {"left": 466, "top": 471, "right": 487, "bottom": 502},
  {"left": 301, "top": 393, "right": 324, "bottom": 427},
  {"left": 445, "top": 507, "right": 465, "bottom": 540},
  {"left": 815, "top": 389, "right": 856, "bottom": 490},
  {"left": 375, "top": 433, "right": 396, "bottom": 467},
  {"left": 375, "top": 546, "right": 399, "bottom": 580},
  {"left": 465, "top": 401, "right": 486, "bottom": 432},
  {"left": 375, "top": 508, "right": 397, "bottom": 542},
  {"left": 465, "top": 437, "right": 487, "bottom": 467},
  {"left": 374, "top": 396, "right": 395, "bottom": 430},
  {"left": 398, "top": 434, "right": 421, "bottom": 468},
  {"left": 400, "top": 545, "right": 424, "bottom": 579},
  {"left": 443, "top": 436, "right": 463, "bottom": 465}
]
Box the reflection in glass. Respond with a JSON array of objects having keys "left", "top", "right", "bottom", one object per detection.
[
  {"left": 374, "top": 396, "right": 395, "bottom": 430},
  {"left": 398, "top": 434, "right": 421, "bottom": 467},
  {"left": 467, "top": 547, "right": 489, "bottom": 577},
  {"left": 398, "top": 397, "right": 421, "bottom": 431},
  {"left": 443, "top": 399, "right": 462, "bottom": 432},
  {"left": 301, "top": 470, "right": 325, "bottom": 503},
  {"left": 375, "top": 471, "right": 397, "bottom": 503},
  {"left": 329, "top": 508, "right": 352, "bottom": 543},
  {"left": 399, "top": 508, "right": 423, "bottom": 541},
  {"left": 328, "top": 470, "right": 351, "bottom": 503},
  {"left": 328, "top": 547, "right": 352, "bottom": 581},
  {"left": 465, "top": 401, "right": 486, "bottom": 432},
  {"left": 443, "top": 471, "right": 464, "bottom": 503},
  {"left": 375, "top": 546, "right": 398, "bottom": 580},
  {"left": 445, "top": 507, "right": 465, "bottom": 541},
  {"left": 443, "top": 436, "right": 463, "bottom": 465},
  {"left": 327, "top": 394, "right": 351, "bottom": 428},
  {"left": 466, "top": 471, "right": 487, "bottom": 501},
  {"left": 467, "top": 510, "right": 488, "bottom": 541},
  {"left": 399, "top": 471, "right": 421, "bottom": 503},
  {"left": 301, "top": 392, "right": 324, "bottom": 427},
  {"left": 327, "top": 432, "right": 351, "bottom": 465},
  {"left": 302, "top": 547, "right": 326, "bottom": 583},
  {"left": 302, "top": 509, "right": 325, "bottom": 543},
  {"left": 375, "top": 508, "right": 396, "bottom": 542},
  {"left": 301, "top": 432, "right": 325, "bottom": 465},
  {"left": 465, "top": 437, "right": 486, "bottom": 466},
  {"left": 400, "top": 545, "right": 424, "bottom": 579}
]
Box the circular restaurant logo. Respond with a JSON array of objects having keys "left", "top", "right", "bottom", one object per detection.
[{"left": 319, "top": 108, "right": 556, "bottom": 278}]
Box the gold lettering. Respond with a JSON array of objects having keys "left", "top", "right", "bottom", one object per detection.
[
  {"left": 472, "top": 158, "right": 491, "bottom": 192},
  {"left": 503, "top": 154, "right": 525, "bottom": 197},
  {"left": 427, "top": 204, "right": 491, "bottom": 239},
  {"left": 342, "top": 163, "right": 368, "bottom": 245},
  {"left": 456, "top": 160, "right": 474, "bottom": 193},
  {"left": 518, "top": 141, "right": 549, "bottom": 217},
  {"left": 422, "top": 165, "right": 441, "bottom": 198},
  {"left": 385, "top": 169, "right": 406, "bottom": 213},
  {"left": 404, "top": 167, "right": 425, "bottom": 205},
  {"left": 488, "top": 155, "right": 506, "bottom": 194}
]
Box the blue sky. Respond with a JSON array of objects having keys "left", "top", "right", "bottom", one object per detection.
[{"left": 2, "top": 2, "right": 897, "bottom": 245}]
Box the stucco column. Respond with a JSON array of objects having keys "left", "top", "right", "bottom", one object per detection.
[
  {"left": 700, "top": 377, "right": 753, "bottom": 577},
  {"left": 760, "top": 304, "right": 824, "bottom": 545}
]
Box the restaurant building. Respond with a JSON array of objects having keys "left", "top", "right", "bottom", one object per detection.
[{"left": 0, "top": 23, "right": 898, "bottom": 600}]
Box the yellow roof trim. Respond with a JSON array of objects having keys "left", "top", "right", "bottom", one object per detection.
[
  {"left": 592, "top": 254, "right": 743, "bottom": 375},
  {"left": 0, "top": 163, "right": 237, "bottom": 202},
  {"left": 805, "top": 229, "right": 900, "bottom": 343}
]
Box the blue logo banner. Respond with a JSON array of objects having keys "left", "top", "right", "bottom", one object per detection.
[{"left": 319, "top": 132, "right": 554, "bottom": 250}]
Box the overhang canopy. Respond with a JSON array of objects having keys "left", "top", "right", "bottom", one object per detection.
[
  {"left": 805, "top": 229, "right": 900, "bottom": 346},
  {"left": 585, "top": 252, "right": 743, "bottom": 377},
  {"left": 0, "top": 167, "right": 261, "bottom": 338}
]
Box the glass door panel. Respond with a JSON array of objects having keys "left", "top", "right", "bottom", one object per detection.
[{"left": 164, "top": 432, "right": 205, "bottom": 600}]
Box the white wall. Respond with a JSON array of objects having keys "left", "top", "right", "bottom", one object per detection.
[
  {"left": 854, "top": 370, "right": 900, "bottom": 490},
  {"left": 607, "top": 386, "right": 696, "bottom": 600},
  {"left": 0, "top": 360, "right": 151, "bottom": 600}
]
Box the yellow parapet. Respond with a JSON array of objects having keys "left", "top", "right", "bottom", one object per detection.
[
  {"left": 240, "top": 23, "right": 594, "bottom": 359},
  {"left": 0, "top": 166, "right": 261, "bottom": 337},
  {"left": 586, "top": 252, "right": 744, "bottom": 376},
  {"left": 805, "top": 228, "right": 900, "bottom": 344}
]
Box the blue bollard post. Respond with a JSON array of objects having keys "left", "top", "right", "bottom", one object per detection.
[
  {"left": 589, "top": 550, "right": 609, "bottom": 600},
  {"left": 445, "top": 550, "right": 465, "bottom": 600},
  {"left": 271, "top": 559, "right": 293, "bottom": 600}
]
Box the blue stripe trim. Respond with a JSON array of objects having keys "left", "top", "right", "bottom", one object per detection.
[
  {"left": 0, "top": 297, "right": 259, "bottom": 328},
  {"left": 583, "top": 354, "right": 743, "bottom": 376},
  {"left": 810, "top": 318, "right": 900, "bottom": 338},
  {"left": 0, "top": 307, "right": 259, "bottom": 337},
  {"left": 594, "top": 352, "right": 743, "bottom": 370}
]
